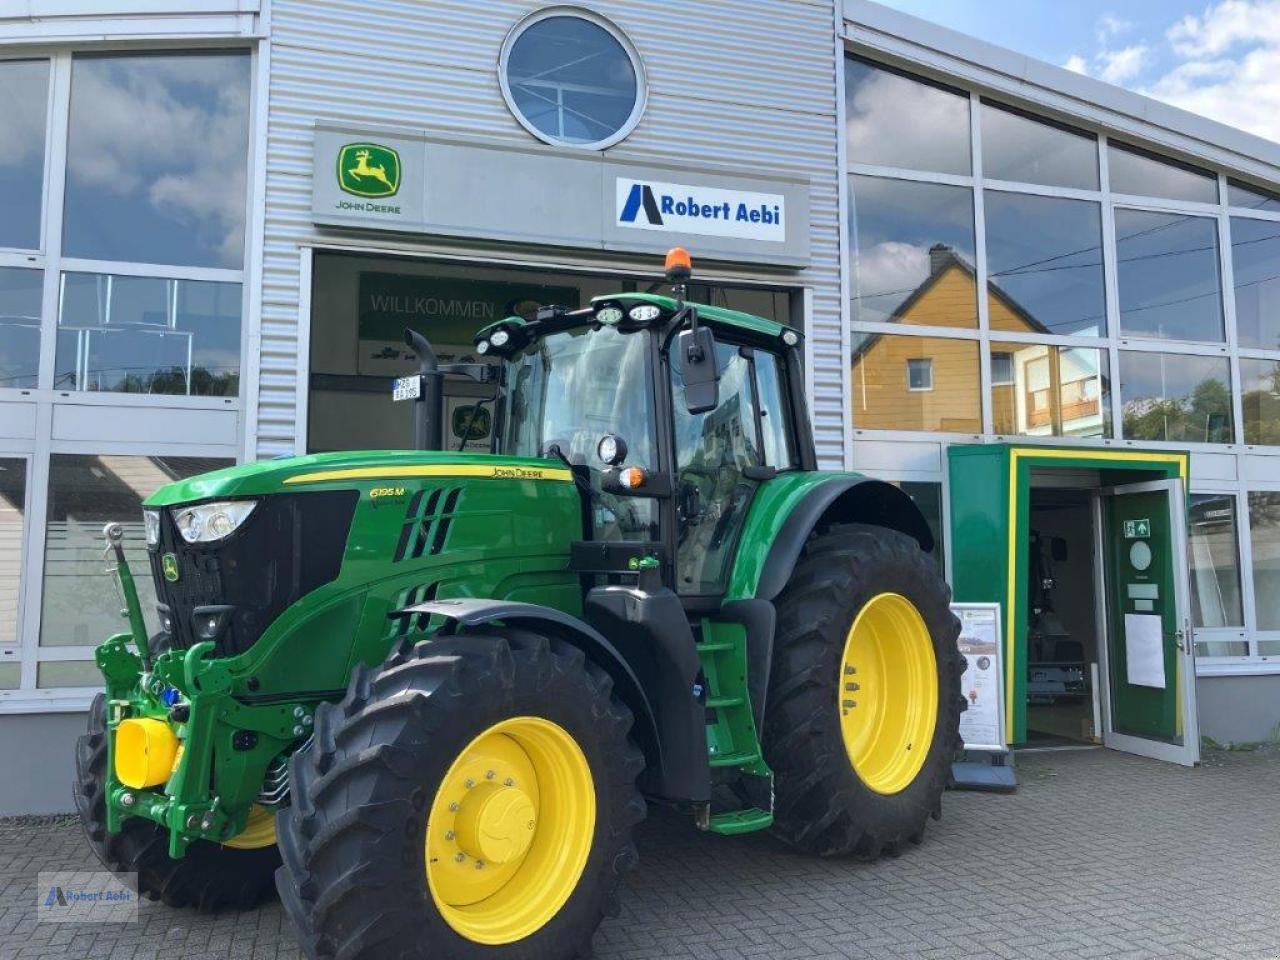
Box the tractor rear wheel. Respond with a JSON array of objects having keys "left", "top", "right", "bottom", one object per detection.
[
  {"left": 275, "top": 629, "right": 645, "bottom": 960},
  {"left": 765, "top": 523, "right": 963, "bottom": 858},
  {"left": 74, "top": 693, "right": 282, "bottom": 910}
]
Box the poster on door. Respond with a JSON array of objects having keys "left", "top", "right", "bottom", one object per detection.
[{"left": 952, "top": 603, "right": 1007, "bottom": 752}]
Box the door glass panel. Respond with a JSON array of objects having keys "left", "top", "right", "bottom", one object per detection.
[
  {"left": 0, "top": 60, "right": 50, "bottom": 250},
  {"left": 63, "top": 51, "right": 251, "bottom": 268},
  {"left": 1229, "top": 217, "right": 1280, "bottom": 350},
  {"left": 852, "top": 333, "right": 980, "bottom": 432},
  {"left": 40, "top": 455, "right": 232, "bottom": 647},
  {"left": 980, "top": 101, "right": 1098, "bottom": 189},
  {"left": 844, "top": 57, "right": 971, "bottom": 175},
  {"left": 54, "top": 272, "right": 241, "bottom": 395},
  {"left": 990, "top": 342, "right": 1109, "bottom": 438},
  {"left": 850, "top": 176, "right": 977, "bottom": 328},
  {"left": 1118, "top": 351, "right": 1233, "bottom": 443},
  {"left": 0, "top": 459, "right": 27, "bottom": 647},
  {"left": 672, "top": 343, "right": 760, "bottom": 594},
  {"left": 1114, "top": 209, "right": 1224, "bottom": 342},
  {"left": 753, "top": 350, "right": 794, "bottom": 468},
  {"left": 985, "top": 192, "right": 1106, "bottom": 336},
  {"left": 1188, "top": 494, "right": 1243, "bottom": 628},
  {"left": 0, "top": 267, "right": 42, "bottom": 389},
  {"left": 1247, "top": 492, "right": 1280, "bottom": 630},
  {"left": 1107, "top": 142, "right": 1218, "bottom": 203}
]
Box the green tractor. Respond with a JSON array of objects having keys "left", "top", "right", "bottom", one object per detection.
[{"left": 76, "top": 249, "right": 963, "bottom": 958}]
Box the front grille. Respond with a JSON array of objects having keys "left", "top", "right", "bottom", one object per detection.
[{"left": 150, "top": 490, "right": 358, "bottom": 657}]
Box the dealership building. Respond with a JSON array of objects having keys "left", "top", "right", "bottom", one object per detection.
[{"left": 3, "top": 0, "right": 1280, "bottom": 812}]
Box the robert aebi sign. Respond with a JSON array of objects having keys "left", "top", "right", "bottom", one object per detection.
[{"left": 616, "top": 178, "right": 786, "bottom": 243}]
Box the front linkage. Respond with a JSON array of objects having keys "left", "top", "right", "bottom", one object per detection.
[{"left": 97, "top": 523, "right": 313, "bottom": 858}]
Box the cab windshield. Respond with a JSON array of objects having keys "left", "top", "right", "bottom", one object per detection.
[{"left": 496, "top": 324, "right": 657, "bottom": 539}]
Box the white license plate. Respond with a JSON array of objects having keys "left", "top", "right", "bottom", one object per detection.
[{"left": 392, "top": 375, "right": 421, "bottom": 402}]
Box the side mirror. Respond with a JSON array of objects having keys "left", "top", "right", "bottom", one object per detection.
[{"left": 678, "top": 327, "right": 719, "bottom": 414}]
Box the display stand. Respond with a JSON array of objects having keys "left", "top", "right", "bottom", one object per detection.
[{"left": 949, "top": 603, "right": 1018, "bottom": 793}]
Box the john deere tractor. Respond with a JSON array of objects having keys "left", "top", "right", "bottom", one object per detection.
[{"left": 76, "top": 249, "right": 962, "bottom": 959}]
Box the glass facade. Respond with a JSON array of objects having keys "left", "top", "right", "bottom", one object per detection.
[
  {"left": 0, "top": 46, "right": 252, "bottom": 699},
  {"left": 845, "top": 51, "right": 1280, "bottom": 667}
]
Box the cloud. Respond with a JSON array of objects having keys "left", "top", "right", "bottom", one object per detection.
[
  {"left": 1097, "top": 13, "right": 1135, "bottom": 43},
  {"left": 1166, "top": 0, "right": 1280, "bottom": 57},
  {"left": 1064, "top": 54, "right": 1089, "bottom": 74},
  {"left": 1097, "top": 44, "right": 1150, "bottom": 83}
]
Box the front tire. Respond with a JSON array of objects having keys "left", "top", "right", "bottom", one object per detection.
[
  {"left": 275, "top": 629, "right": 645, "bottom": 960},
  {"left": 74, "top": 693, "right": 282, "bottom": 910},
  {"left": 765, "top": 523, "right": 963, "bottom": 858}
]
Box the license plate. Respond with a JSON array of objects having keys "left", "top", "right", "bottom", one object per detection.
[{"left": 392, "top": 375, "right": 421, "bottom": 402}]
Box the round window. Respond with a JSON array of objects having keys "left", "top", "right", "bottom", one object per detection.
[{"left": 500, "top": 8, "right": 646, "bottom": 150}]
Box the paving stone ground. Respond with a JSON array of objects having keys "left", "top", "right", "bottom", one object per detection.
[{"left": 1, "top": 746, "right": 1278, "bottom": 960}]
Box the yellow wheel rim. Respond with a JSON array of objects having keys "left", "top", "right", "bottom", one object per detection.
[
  {"left": 426, "top": 716, "right": 595, "bottom": 945},
  {"left": 838, "top": 592, "right": 938, "bottom": 795},
  {"left": 222, "top": 804, "right": 277, "bottom": 849}
]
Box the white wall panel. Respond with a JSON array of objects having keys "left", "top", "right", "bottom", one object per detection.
[{"left": 260, "top": 0, "right": 845, "bottom": 466}]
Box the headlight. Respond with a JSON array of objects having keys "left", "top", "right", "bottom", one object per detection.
[
  {"left": 628, "top": 304, "right": 661, "bottom": 322},
  {"left": 143, "top": 510, "right": 160, "bottom": 547},
  {"left": 596, "top": 306, "right": 623, "bottom": 325},
  {"left": 172, "top": 500, "right": 257, "bottom": 544},
  {"left": 489, "top": 328, "right": 510, "bottom": 347}
]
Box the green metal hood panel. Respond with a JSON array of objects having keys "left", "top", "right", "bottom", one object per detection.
[
  {"left": 725, "top": 471, "right": 862, "bottom": 601},
  {"left": 144, "top": 451, "right": 570, "bottom": 506}
]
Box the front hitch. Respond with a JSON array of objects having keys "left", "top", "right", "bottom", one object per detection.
[{"left": 103, "top": 521, "right": 150, "bottom": 666}]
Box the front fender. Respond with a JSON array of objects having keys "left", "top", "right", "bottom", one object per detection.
[{"left": 726, "top": 472, "right": 933, "bottom": 602}]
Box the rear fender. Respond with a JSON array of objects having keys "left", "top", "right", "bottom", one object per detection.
[{"left": 392, "top": 598, "right": 663, "bottom": 789}]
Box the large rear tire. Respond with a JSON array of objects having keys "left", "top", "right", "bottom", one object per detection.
[
  {"left": 765, "top": 523, "right": 963, "bottom": 858},
  {"left": 275, "top": 629, "right": 645, "bottom": 960},
  {"left": 74, "top": 693, "right": 282, "bottom": 910}
]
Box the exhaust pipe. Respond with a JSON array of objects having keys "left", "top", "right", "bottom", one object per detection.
[{"left": 403, "top": 328, "right": 443, "bottom": 451}]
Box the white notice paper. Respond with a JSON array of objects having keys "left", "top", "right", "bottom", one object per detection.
[{"left": 1124, "top": 613, "right": 1166, "bottom": 689}]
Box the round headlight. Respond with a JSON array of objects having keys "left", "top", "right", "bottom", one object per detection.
[
  {"left": 172, "top": 500, "right": 257, "bottom": 544},
  {"left": 628, "top": 304, "right": 661, "bottom": 322},
  {"left": 597, "top": 433, "right": 628, "bottom": 466},
  {"left": 489, "top": 328, "right": 511, "bottom": 347},
  {"left": 476, "top": 339, "right": 490, "bottom": 355},
  {"left": 596, "top": 306, "right": 623, "bottom": 325},
  {"left": 782, "top": 330, "right": 800, "bottom": 347}
]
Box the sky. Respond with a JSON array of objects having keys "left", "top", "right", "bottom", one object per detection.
[{"left": 876, "top": 0, "right": 1280, "bottom": 144}]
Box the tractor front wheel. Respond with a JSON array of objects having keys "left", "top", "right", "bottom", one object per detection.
[
  {"left": 765, "top": 523, "right": 964, "bottom": 858},
  {"left": 275, "top": 629, "right": 645, "bottom": 960}
]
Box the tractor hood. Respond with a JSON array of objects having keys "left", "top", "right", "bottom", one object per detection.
[{"left": 144, "top": 451, "right": 573, "bottom": 506}]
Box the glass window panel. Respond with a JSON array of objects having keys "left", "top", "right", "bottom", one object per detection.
[
  {"left": 980, "top": 101, "right": 1098, "bottom": 190},
  {"left": 850, "top": 176, "right": 977, "bottom": 328},
  {"left": 851, "top": 333, "right": 980, "bottom": 432},
  {"left": 1240, "top": 358, "right": 1280, "bottom": 446},
  {"left": 40, "top": 455, "right": 232, "bottom": 647},
  {"left": 63, "top": 51, "right": 251, "bottom": 269},
  {"left": 753, "top": 351, "right": 794, "bottom": 469},
  {"left": 985, "top": 192, "right": 1106, "bottom": 336},
  {"left": 1114, "top": 209, "right": 1224, "bottom": 342},
  {"left": 55, "top": 272, "right": 241, "bottom": 395},
  {"left": 1227, "top": 178, "right": 1280, "bottom": 212},
  {"left": 0, "top": 60, "right": 50, "bottom": 250},
  {"left": 1259, "top": 639, "right": 1280, "bottom": 656},
  {"left": 1229, "top": 216, "right": 1280, "bottom": 349},
  {"left": 0, "top": 663, "right": 17, "bottom": 690},
  {"left": 0, "top": 459, "right": 26, "bottom": 647},
  {"left": 1195, "top": 639, "right": 1249, "bottom": 657},
  {"left": 1249, "top": 491, "right": 1280, "bottom": 630},
  {"left": 990, "top": 342, "right": 1110, "bottom": 438},
  {"left": 1107, "top": 142, "right": 1218, "bottom": 203},
  {"left": 1119, "top": 351, "right": 1233, "bottom": 443},
  {"left": 1188, "top": 494, "right": 1243, "bottom": 628},
  {"left": 37, "top": 661, "right": 103, "bottom": 688},
  {"left": 844, "top": 57, "right": 970, "bottom": 175},
  {"left": 0, "top": 267, "right": 42, "bottom": 389}
]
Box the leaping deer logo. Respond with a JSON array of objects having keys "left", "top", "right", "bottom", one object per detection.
[{"left": 337, "top": 143, "right": 401, "bottom": 198}]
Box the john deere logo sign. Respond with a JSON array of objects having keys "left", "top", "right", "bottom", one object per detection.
[
  {"left": 161, "top": 554, "right": 180, "bottom": 583},
  {"left": 338, "top": 143, "right": 401, "bottom": 198}
]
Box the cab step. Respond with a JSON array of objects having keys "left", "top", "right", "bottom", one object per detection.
[
  {"left": 708, "top": 749, "right": 761, "bottom": 768},
  {"left": 707, "top": 807, "right": 773, "bottom": 835}
]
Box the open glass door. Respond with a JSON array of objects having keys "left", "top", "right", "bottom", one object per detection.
[{"left": 1098, "top": 478, "right": 1199, "bottom": 765}]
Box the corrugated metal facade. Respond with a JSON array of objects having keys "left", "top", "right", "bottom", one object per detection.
[{"left": 259, "top": 0, "right": 846, "bottom": 466}]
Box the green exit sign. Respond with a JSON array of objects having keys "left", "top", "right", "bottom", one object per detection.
[{"left": 1124, "top": 519, "right": 1152, "bottom": 539}]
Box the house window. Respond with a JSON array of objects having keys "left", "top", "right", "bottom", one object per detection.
[
  {"left": 991, "top": 351, "right": 1014, "bottom": 385},
  {"left": 907, "top": 357, "right": 933, "bottom": 391}
]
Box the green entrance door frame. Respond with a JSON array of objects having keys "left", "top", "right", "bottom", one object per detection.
[{"left": 947, "top": 444, "right": 1188, "bottom": 745}]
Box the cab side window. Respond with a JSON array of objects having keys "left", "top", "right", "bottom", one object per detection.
[{"left": 754, "top": 350, "right": 795, "bottom": 469}]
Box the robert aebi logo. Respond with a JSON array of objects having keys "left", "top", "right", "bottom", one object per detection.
[
  {"left": 615, "top": 177, "right": 786, "bottom": 242},
  {"left": 338, "top": 142, "right": 401, "bottom": 198}
]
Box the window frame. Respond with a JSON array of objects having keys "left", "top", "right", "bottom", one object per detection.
[{"left": 906, "top": 356, "right": 933, "bottom": 392}]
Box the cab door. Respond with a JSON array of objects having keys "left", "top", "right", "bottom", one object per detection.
[{"left": 1099, "top": 478, "right": 1199, "bottom": 765}]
